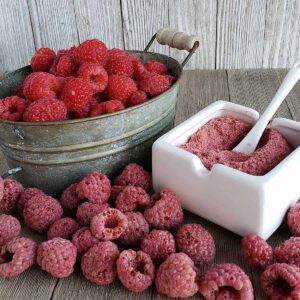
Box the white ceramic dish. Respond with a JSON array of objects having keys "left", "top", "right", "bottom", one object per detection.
[{"left": 152, "top": 100, "right": 300, "bottom": 239}]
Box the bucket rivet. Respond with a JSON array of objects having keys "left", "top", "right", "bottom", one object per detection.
[{"left": 13, "top": 128, "right": 25, "bottom": 140}]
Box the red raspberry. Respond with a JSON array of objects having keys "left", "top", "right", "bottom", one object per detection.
[
  {"left": 176, "top": 223, "right": 215, "bottom": 266},
  {"left": 139, "top": 74, "right": 171, "bottom": 97},
  {"left": 74, "top": 39, "right": 108, "bottom": 66},
  {"left": 115, "top": 186, "right": 151, "bottom": 212},
  {"left": 144, "top": 60, "right": 168, "bottom": 75},
  {"left": 155, "top": 253, "right": 198, "bottom": 298},
  {"left": 18, "top": 188, "right": 44, "bottom": 217},
  {"left": 0, "top": 215, "right": 21, "bottom": 247},
  {"left": 89, "top": 100, "right": 124, "bottom": 117},
  {"left": 90, "top": 208, "right": 128, "bottom": 241},
  {"left": 274, "top": 237, "right": 300, "bottom": 267},
  {"left": 23, "top": 98, "right": 67, "bottom": 122},
  {"left": 117, "top": 249, "right": 154, "bottom": 293},
  {"left": 81, "top": 241, "right": 119, "bottom": 285},
  {"left": 47, "top": 217, "right": 80, "bottom": 240},
  {"left": 141, "top": 229, "right": 176, "bottom": 263},
  {"left": 23, "top": 194, "right": 63, "bottom": 233},
  {"left": 127, "top": 90, "right": 147, "bottom": 107},
  {"left": 23, "top": 72, "right": 59, "bottom": 102},
  {"left": 106, "top": 55, "right": 133, "bottom": 77},
  {"left": 106, "top": 75, "right": 137, "bottom": 102},
  {"left": 76, "top": 172, "right": 111, "bottom": 204},
  {"left": 37, "top": 237, "right": 77, "bottom": 278},
  {"left": 14, "top": 84, "right": 25, "bottom": 98},
  {"left": 0, "top": 96, "right": 26, "bottom": 121},
  {"left": 50, "top": 55, "right": 77, "bottom": 77},
  {"left": 110, "top": 185, "right": 126, "bottom": 201},
  {"left": 287, "top": 201, "right": 300, "bottom": 236},
  {"left": 0, "top": 237, "right": 37, "bottom": 277},
  {"left": 114, "top": 163, "right": 152, "bottom": 192},
  {"left": 76, "top": 202, "right": 109, "bottom": 226},
  {"left": 129, "top": 55, "right": 146, "bottom": 80},
  {"left": 242, "top": 234, "right": 273, "bottom": 269},
  {"left": 72, "top": 227, "right": 99, "bottom": 256},
  {"left": 31, "top": 48, "right": 56, "bottom": 72},
  {"left": 60, "top": 183, "right": 83, "bottom": 215},
  {"left": 118, "top": 212, "right": 149, "bottom": 246},
  {"left": 0, "top": 179, "right": 24, "bottom": 213}
]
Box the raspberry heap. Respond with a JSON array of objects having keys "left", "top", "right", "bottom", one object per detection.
[
  {"left": 47, "top": 217, "right": 80, "bottom": 240},
  {"left": 0, "top": 214, "right": 21, "bottom": 247},
  {"left": 76, "top": 202, "right": 109, "bottom": 226},
  {"left": 274, "top": 237, "right": 300, "bottom": 267},
  {"left": 0, "top": 179, "right": 24, "bottom": 213},
  {"left": 17, "top": 188, "right": 45, "bottom": 217}
]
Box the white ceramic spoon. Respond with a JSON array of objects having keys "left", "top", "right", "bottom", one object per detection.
[{"left": 234, "top": 60, "right": 300, "bottom": 154}]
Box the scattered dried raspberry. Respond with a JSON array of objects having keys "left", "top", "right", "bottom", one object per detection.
[
  {"left": 14, "top": 84, "right": 25, "bottom": 98},
  {"left": 60, "top": 183, "right": 83, "bottom": 215},
  {"left": 129, "top": 55, "right": 146, "bottom": 80},
  {"left": 261, "top": 263, "right": 300, "bottom": 300},
  {"left": 76, "top": 202, "right": 109, "bottom": 226},
  {"left": 106, "top": 55, "right": 133, "bottom": 77},
  {"left": 176, "top": 223, "right": 215, "bottom": 266},
  {"left": 115, "top": 186, "right": 151, "bottom": 212},
  {"left": 155, "top": 253, "right": 198, "bottom": 298},
  {"left": 242, "top": 234, "right": 273, "bottom": 269},
  {"left": 57, "top": 46, "right": 76, "bottom": 57},
  {"left": 127, "top": 90, "right": 147, "bottom": 107},
  {"left": 198, "top": 263, "right": 254, "bottom": 300},
  {"left": 47, "top": 217, "right": 80, "bottom": 240},
  {"left": 139, "top": 74, "right": 171, "bottom": 97},
  {"left": 274, "top": 237, "right": 300, "bottom": 267},
  {"left": 0, "top": 179, "right": 24, "bottom": 213},
  {"left": 72, "top": 227, "right": 99, "bottom": 256},
  {"left": 31, "top": 48, "right": 56, "bottom": 72},
  {"left": 23, "top": 194, "right": 63, "bottom": 233},
  {"left": 0, "top": 96, "right": 26, "bottom": 121},
  {"left": 0, "top": 237, "right": 37, "bottom": 277},
  {"left": 287, "top": 201, "right": 300, "bottom": 236},
  {"left": 108, "top": 48, "right": 126, "bottom": 59},
  {"left": 37, "top": 237, "right": 77, "bottom": 278},
  {"left": 117, "top": 249, "right": 154, "bottom": 292},
  {"left": 90, "top": 208, "right": 128, "bottom": 241},
  {"left": 18, "top": 188, "right": 44, "bottom": 217},
  {"left": 144, "top": 60, "right": 168, "bottom": 75},
  {"left": 0, "top": 215, "right": 21, "bottom": 247},
  {"left": 89, "top": 100, "right": 124, "bottom": 117},
  {"left": 110, "top": 185, "right": 126, "bottom": 201},
  {"left": 81, "top": 241, "right": 119, "bottom": 285},
  {"left": 114, "top": 163, "right": 152, "bottom": 192},
  {"left": 50, "top": 55, "right": 77, "bottom": 77},
  {"left": 76, "top": 172, "right": 111, "bottom": 204},
  {"left": 165, "top": 74, "right": 176, "bottom": 85}
]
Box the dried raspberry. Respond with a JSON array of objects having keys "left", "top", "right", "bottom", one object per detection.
[
  {"left": 274, "top": 237, "right": 300, "bottom": 267},
  {"left": 115, "top": 186, "right": 151, "bottom": 212},
  {"left": 89, "top": 100, "right": 124, "bottom": 117},
  {"left": 18, "top": 188, "right": 44, "bottom": 217},
  {"left": 0, "top": 237, "right": 37, "bottom": 277},
  {"left": 23, "top": 98, "right": 67, "bottom": 122},
  {"left": 37, "top": 237, "right": 77, "bottom": 278},
  {"left": 144, "top": 60, "right": 168, "bottom": 75},
  {"left": 90, "top": 208, "right": 128, "bottom": 241},
  {"left": 110, "top": 185, "right": 126, "bottom": 201},
  {"left": 106, "top": 55, "right": 133, "bottom": 77},
  {"left": 81, "top": 241, "right": 119, "bottom": 285},
  {"left": 127, "top": 90, "right": 147, "bottom": 107},
  {"left": 23, "top": 72, "right": 59, "bottom": 102},
  {"left": 106, "top": 75, "right": 137, "bottom": 102},
  {"left": 14, "top": 84, "right": 25, "bottom": 98},
  {"left": 50, "top": 55, "right": 77, "bottom": 77},
  {"left": 129, "top": 55, "right": 146, "bottom": 80},
  {"left": 76, "top": 202, "right": 109, "bottom": 226},
  {"left": 108, "top": 48, "right": 126, "bottom": 59},
  {"left": 76, "top": 172, "right": 111, "bottom": 204},
  {"left": 176, "top": 223, "right": 215, "bottom": 266},
  {"left": 139, "top": 74, "right": 171, "bottom": 97},
  {"left": 117, "top": 249, "right": 154, "bottom": 292},
  {"left": 155, "top": 253, "right": 198, "bottom": 298},
  {"left": 57, "top": 46, "right": 76, "bottom": 57},
  {"left": 165, "top": 74, "right": 176, "bottom": 85},
  {"left": 0, "top": 179, "right": 24, "bottom": 213},
  {"left": 144, "top": 189, "right": 183, "bottom": 230},
  {"left": 0, "top": 96, "right": 26, "bottom": 121},
  {"left": 72, "top": 227, "right": 99, "bottom": 256},
  {"left": 287, "top": 201, "right": 300, "bottom": 236},
  {"left": 0, "top": 215, "right": 21, "bottom": 247},
  {"left": 114, "top": 163, "right": 152, "bottom": 192},
  {"left": 118, "top": 212, "right": 149, "bottom": 246},
  {"left": 60, "top": 183, "right": 83, "bottom": 215},
  {"left": 47, "top": 217, "right": 80, "bottom": 240},
  {"left": 261, "top": 263, "right": 300, "bottom": 300},
  {"left": 31, "top": 48, "right": 56, "bottom": 72},
  {"left": 242, "top": 234, "right": 273, "bottom": 269},
  {"left": 198, "top": 263, "right": 254, "bottom": 300},
  {"left": 23, "top": 194, "right": 63, "bottom": 233},
  {"left": 74, "top": 39, "right": 108, "bottom": 66}
]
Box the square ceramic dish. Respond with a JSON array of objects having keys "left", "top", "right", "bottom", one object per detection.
[{"left": 152, "top": 100, "right": 300, "bottom": 239}]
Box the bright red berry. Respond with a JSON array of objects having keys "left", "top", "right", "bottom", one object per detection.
[
  {"left": 0, "top": 96, "right": 26, "bottom": 121},
  {"left": 31, "top": 48, "right": 56, "bottom": 72},
  {"left": 106, "top": 55, "right": 133, "bottom": 77},
  {"left": 90, "top": 100, "right": 124, "bottom": 117},
  {"left": 144, "top": 60, "right": 168, "bottom": 75},
  {"left": 139, "top": 74, "right": 170, "bottom": 97},
  {"left": 108, "top": 48, "right": 127, "bottom": 59},
  {"left": 127, "top": 90, "right": 147, "bottom": 107},
  {"left": 14, "top": 84, "right": 25, "bottom": 98},
  {"left": 50, "top": 55, "right": 77, "bottom": 77}
]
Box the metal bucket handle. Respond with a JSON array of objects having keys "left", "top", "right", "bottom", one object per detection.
[
  {"left": 144, "top": 27, "right": 200, "bottom": 67},
  {"left": 2, "top": 167, "right": 22, "bottom": 179}
]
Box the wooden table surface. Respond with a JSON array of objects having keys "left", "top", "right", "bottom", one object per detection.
[{"left": 1, "top": 69, "right": 299, "bottom": 300}]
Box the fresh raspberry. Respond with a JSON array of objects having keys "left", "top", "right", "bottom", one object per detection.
[
  {"left": 139, "top": 74, "right": 171, "bottom": 97},
  {"left": 261, "top": 263, "right": 300, "bottom": 300},
  {"left": 144, "top": 60, "right": 168, "bottom": 75},
  {"left": 155, "top": 253, "right": 198, "bottom": 298},
  {"left": 0, "top": 179, "right": 24, "bottom": 213},
  {"left": 90, "top": 208, "right": 128, "bottom": 241},
  {"left": 0, "top": 96, "right": 26, "bottom": 121},
  {"left": 14, "top": 84, "right": 25, "bottom": 98},
  {"left": 129, "top": 55, "right": 146, "bottom": 80},
  {"left": 0, "top": 215, "right": 21, "bottom": 247},
  {"left": 23, "top": 72, "right": 59, "bottom": 102},
  {"left": 23, "top": 98, "right": 67, "bottom": 122},
  {"left": 198, "top": 263, "right": 254, "bottom": 300},
  {"left": 115, "top": 186, "right": 151, "bottom": 212},
  {"left": 108, "top": 48, "right": 126, "bottom": 59},
  {"left": 18, "top": 188, "right": 44, "bottom": 217},
  {"left": 106, "top": 55, "right": 133, "bottom": 77},
  {"left": 81, "top": 241, "right": 119, "bottom": 285},
  {"left": 144, "top": 189, "right": 183, "bottom": 230},
  {"left": 165, "top": 74, "right": 176, "bottom": 85},
  {"left": 127, "top": 90, "right": 147, "bottom": 107},
  {"left": 0, "top": 237, "right": 37, "bottom": 277},
  {"left": 242, "top": 234, "right": 273, "bottom": 269},
  {"left": 47, "top": 217, "right": 80, "bottom": 240},
  {"left": 31, "top": 48, "right": 56, "bottom": 72},
  {"left": 60, "top": 183, "right": 83, "bottom": 215},
  {"left": 106, "top": 75, "right": 137, "bottom": 102},
  {"left": 114, "top": 163, "right": 152, "bottom": 192},
  {"left": 89, "top": 100, "right": 124, "bottom": 117},
  {"left": 176, "top": 223, "right": 215, "bottom": 266},
  {"left": 71, "top": 227, "right": 99, "bottom": 256},
  {"left": 110, "top": 185, "right": 127, "bottom": 201},
  {"left": 37, "top": 237, "right": 77, "bottom": 278},
  {"left": 76, "top": 202, "right": 109, "bottom": 226},
  {"left": 50, "top": 55, "right": 77, "bottom": 77},
  {"left": 76, "top": 172, "right": 111, "bottom": 204},
  {"left": 117, "top": 249, "right": 154, "bottom": 292},
  {"left": 118, "top": 212, "right": 149, "bottom": 246},
  {"left": 74, "top": 39, "right": 108, "bottom": 66},
  {"left": 23, "top": 194, "right": 63, "bottom": 233},
  {"left": 274, "top": 237, "right": 300, "bottom": 267},
  {"left": 287, "top": 201, "right": 300, "bottom": 236}
]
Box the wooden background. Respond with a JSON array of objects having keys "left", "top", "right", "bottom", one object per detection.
[{"left": 1, "top": 0, "right": 300, "bottom": 71}]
